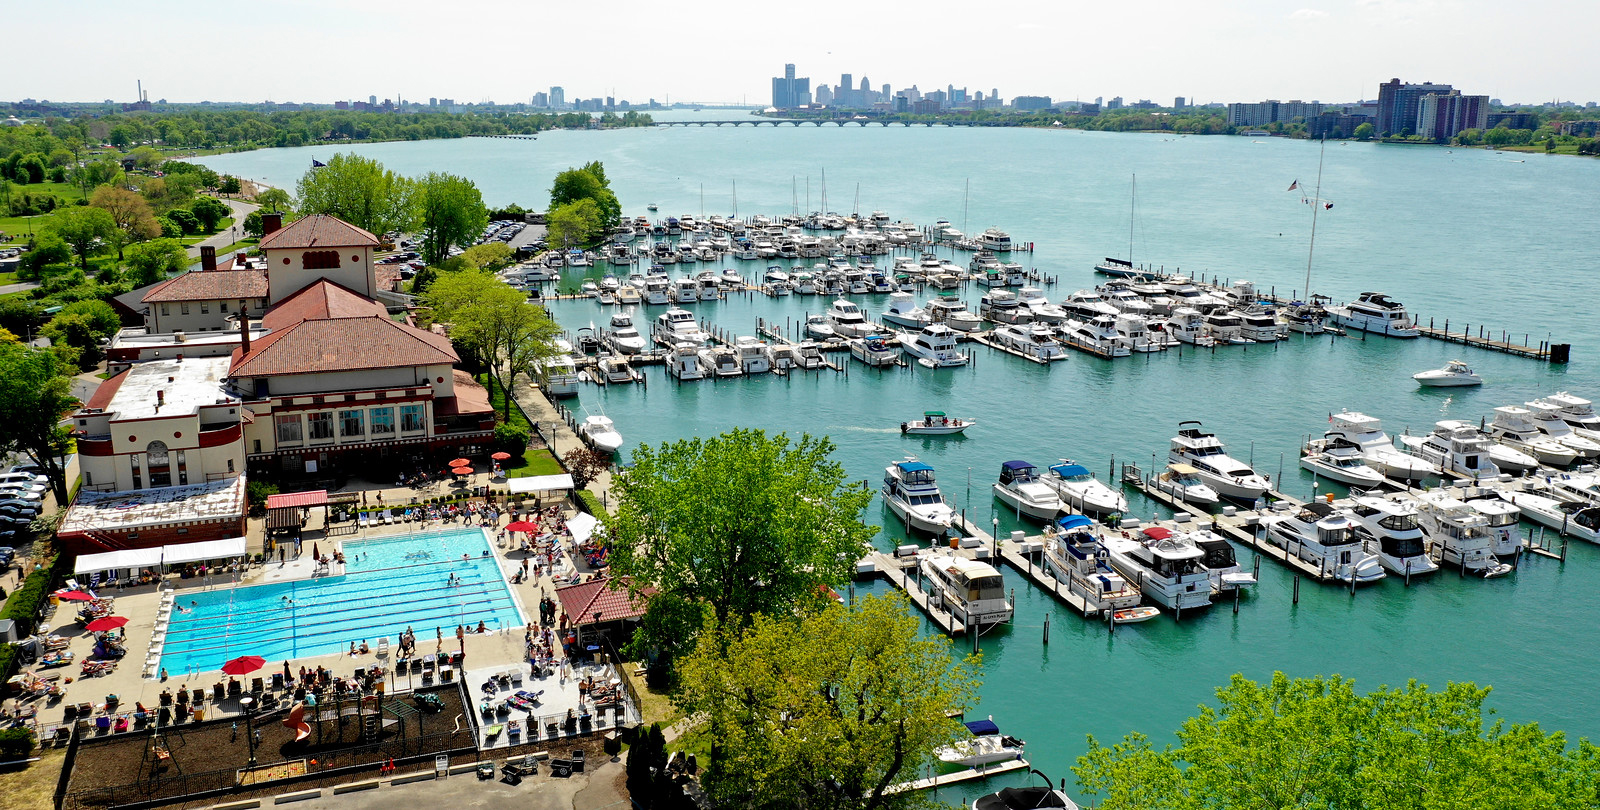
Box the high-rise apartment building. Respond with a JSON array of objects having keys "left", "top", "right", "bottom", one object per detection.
[
  {"left": 1376, "top": 78, "right": 1453, "bottom": 136},
  {"left": 1416, "top": 92, "right": 1489, "bottom": 139}
]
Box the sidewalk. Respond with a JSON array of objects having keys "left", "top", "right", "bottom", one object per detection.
[{"left": 511, "top": 379, "right": 615, "bottom": 508}]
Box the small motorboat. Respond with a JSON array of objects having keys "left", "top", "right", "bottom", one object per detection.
[
  {"left": 902, "top": 411, "right": 974, "bottom": 435},
  {"left": 972, "top": 771, "right": 1081, "bottom": 810},
  {"left": 579, "top": 415, "right": 624, "bottom": 454},
  {"left": 1111, "top": 606, "right": 1161, "bottom": 624},
  {"left": 1414, "top": 360, "right": 1482, "bottom": 387},
  {"left": 1152, "top": 463, "right": 1221, "bottom": 505},
  {"left": 937, "top": 719, "right": 1025, "bottom": 767}
]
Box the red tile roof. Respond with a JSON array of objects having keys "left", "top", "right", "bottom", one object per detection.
[
  {"left": 82, "top": 369, "right": 129, "bottom": 412},
  {"left": 555, "top": 577, "right": 656, "bottom": 626},
  {"left": 230, "top": 315, "right": 458, "bottom": 378},
  {"left": 259, "top": 214, "right": 379, "bottom": 250},
  {"left": 374, "top": 266, "right": 402, "bottom": 293},
  {"left": 142, "top": 269, "right": 269, "bottom": 303},
  {"left": 261, "top": 280, "right": 387, "bottom": 330},
  {"left": 433, "top": 370, "right": 494, "bottom": 416}
]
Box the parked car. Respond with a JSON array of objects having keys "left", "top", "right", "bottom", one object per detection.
[
  {"left": 0, "top": 499, "right": 40, "bottom": 513},
  {"left": 0, "top": 488, "right": 43, "bottom": 502},
  {"left": 0, "top": 546, "right": 15, "bottom": 565},
  {"left": 0, "top": 472, "right": 46, "bottom": 487}
]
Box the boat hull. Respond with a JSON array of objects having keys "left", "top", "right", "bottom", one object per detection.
[{"left": 992, "top": 485, "right": 1064, "bottom": 521}]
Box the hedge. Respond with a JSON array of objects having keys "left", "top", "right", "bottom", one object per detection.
[
  {"left": 575, "top": 489, "right": 608, "bottom": 518},
  {"left": 0, "top": 727, "right": 35, "bottom": 759},
  {"left": 0, "top": 550, "right": 71, "bottom": 683}
]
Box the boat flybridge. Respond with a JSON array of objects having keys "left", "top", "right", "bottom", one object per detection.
[
  {"left": 882, "top": 458, "right": 955, "bottom": 534},
  {"left": 826, "top": 299, "right": 872, "bottom": 339},
  {"left": 1545, "top": 391, "right": 1600, "bottom": 441},
  {"left": 1346, "top": 496, "right": 1439, "bottom": 577},
  {"left": 1168, "top": 421, "right": 1271, "bottom": 502},
  {"left": 1460, "top": 491, "right": 1523, "bottom": 556},
  {"left": 899, "top": 324, "right": 969, "bottom": 368},
  {"left": 1405, "top": 491, "right": 1513, "bottom": 577},
  {"left": 605, "top": 312, "right": 648, "bottom": 354},
  {"left": 1261, "top": 501, "right": 1387, "bottom": 585},
  {"left": 1525, "top": 399, "right": 1600, "bottom": 458},
  {"left": 652, "top": 307, "right": 711, "bottom": 347},
  {"left": 919, "top": 553, "right": 1014, "bottom": 631},
  {"left": 1399, "top": 421, "right": 1500, "bottom": 482},
  {"left": 1043, "top": 515, "right": 1143, "bottom": 612},
  {"left": 992, "top": 323, "right": 1065, "bottom": 361},
  {"left": 992, "top": 460, "right": 1067, "bottom": 521},
  {"left": 1486, "top": 406, "right": 1579, "bottom": 467},
  {"left": 1101, "top": 527, "right": 1213, "bottom": 612},
  {"left": 1326, "top": 411, "right": 1437, "bottom": 482},
  {"left": 880, "top": 292, "right": 931, "bottom": 329},
  {"left": 1041, "top": 461, "right": 1127, "bottom": 515},
  {"left": 1299, "top": 433, "right": 1386, "bottom": 489},
  {"left": 1327, "top": 291, "right": 1420, "bottom": 337}
]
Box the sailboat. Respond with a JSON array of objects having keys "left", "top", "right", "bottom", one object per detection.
[
  {"left": 1283, "top": 140, "right": 1333, "bottom": 334},
  {"left": 1095, "top": 174, "right": 1144, "bottom": 278}
]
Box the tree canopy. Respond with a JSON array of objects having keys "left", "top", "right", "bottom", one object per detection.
[
  {"left": 0, "top": 346, "right": 80, "bottom": 501},
  {"left": 1073, "top": 672, "right": 1600, "bottom": 810},
  {"left": 422, "top": 271, "right": 560, "bottom": 419},
  {"left": 90, "top": 186, "right": 160, "bottom": 260},
  {"left": 545, "top": 198, "right": 604, "bottom": 250},
  {"left": 125, "top": 238, "right": 190, "bottom": 286},
  {"left": 549, "top": 161, "right": 621, "bottom": 229},
  {"left": 49, "top": 206, "right": 117, "bottom": 272},
  {"left": 414, "top": 172, "right": 488, "bottom": 266},
  {"left": 295, "top": 153, "right": 416, "bottom": 236}
]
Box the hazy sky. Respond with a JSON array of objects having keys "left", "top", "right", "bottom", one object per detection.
[{"left": 5, "top": 0, "right": 1590, "bottom": 106}]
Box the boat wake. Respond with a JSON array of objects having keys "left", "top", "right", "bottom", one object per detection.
[{"left": 832, "top": 426, "right": 903, "bottom": 434}]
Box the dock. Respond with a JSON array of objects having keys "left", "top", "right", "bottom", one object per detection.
[
  {"left": 970, "top": 332, "right": 1064, "bottom": 365},
  {"left": 888, "top": 757, "right": 1031, "bottom": 794},
  {"left": 861, "top": 551, "right": 967, "bottom": 635},
  {"left": 1414, "top": 320, "right": 1567, "bottom": 362},
  {"left": 950, "top": 515, "right": 1102, "bottom": 616}
]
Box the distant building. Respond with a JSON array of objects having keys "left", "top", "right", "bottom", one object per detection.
[
  {"left": 550, "top": 86, "right": 565, "bottom": 109},
  {"left": 368, "top": 95, "right": 377, "bottom": 106},
  {"left": 1487, "top": 111, "right": 1538, "bottom": 130},
  {"left": 1174, "top": 96, "right": 1186, "bottom": 109},
  {"left": 333, "top": 101, "right": 349, "bottom": 110},
  {"left": 814, "top": 85, "right": 833, "bottom": 106},
  {"left": 1376, "top": 78, "right": 1453, "bottom": 136},
  {"left": 771, "top": 63, "right": 812, "bottom": 109},
  {"left": 1106, "top": 96, "right": 1123, "bottom": 110},
  {"left": 531, "top": 91, "right": 548, "bottom": 107},
  {"left": 1227, "top": 101, "right": 1279, "bottom": 127},
  {"left": 912, "top": 99, "right": 941, "bottom": 115},
  {"left": 1011, "top": 95, "right": 1053, "bottom": 111},
  {"left": 1310, "top": 110, "right": 1373, "bottom": 139},
  {"left": 1416, "top": 92, "right": 1488, "bottom": 139}
]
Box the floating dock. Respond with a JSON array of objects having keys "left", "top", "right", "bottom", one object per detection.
[{"left": 888, "top": 757, "right": 1031, "bottom": 794}]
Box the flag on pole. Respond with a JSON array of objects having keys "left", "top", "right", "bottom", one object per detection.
[
  {"left": 1287, "top": 179, "right": 1299, "bottom": 191},
  {"left": 1325, "top": 202, "right": 1334, "bottom": 210}
]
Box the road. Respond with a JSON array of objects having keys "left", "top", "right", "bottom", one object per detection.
[{"left": 186, "top": 197, "right": 260, "bottom": 258}]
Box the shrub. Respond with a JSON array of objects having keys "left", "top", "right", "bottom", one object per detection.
[
  {"left": 575, "top": 488, "right": 607, "bottom": 517},
  {"left": 246, "top": 480, "right": 279, "bottom": 507},
  {"left": 493, "top": 423, "right": 530, "bottom": 457},
  {"left": 0, "top": 727, "right": 35, "bottom": 759}
]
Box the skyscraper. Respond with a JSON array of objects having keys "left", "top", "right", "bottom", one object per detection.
[
  {"left": 1376, "top": 78, "right": 1453, "bottom": 136},
  {"left": 771, "top": 64, "right": 811, "bottom": 108},
  {"left": 550, "top": 86, "right": 565, "bottom": 109},
  {"left": 1416, "top": 92, "right": 1488, "bottom": 139}
]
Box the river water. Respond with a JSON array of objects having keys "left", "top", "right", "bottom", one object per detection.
[{"left": 201, "top": 123, "right": 1600, "bottom": 804}]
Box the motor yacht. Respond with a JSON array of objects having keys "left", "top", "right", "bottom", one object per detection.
[
  {"left": 1101, "top": 527, "right": 1213, "bottom": 611},
  {"left": 1405, "top": 492, "right": 1513, "bottom": 576},
  {"left": 1151, "top": 463, "right": 1220, "bottom": 505},
  {"left": 881, "top": 459, "right": 955, "bottom": 534},
  {"left": 1326, "top": 412, "right": 1437, "bottom": 481},
  {"left": 803, "top": 315, "right": 837, "bottom": 341},
  {"left": 642, "top": 276, "right": 672, "bottom": 305},
  {"left": 978, "top": 228, "right": 1014, "bottom": 252},
  {"left": 594, "top": 352, "right": 637, "bottom": 383},
  {"left": 605, "top": 313, "right": 648, "bottom": 354},
  {"left": 1545, "top": 391, "right": 1600, "bottom": 441},
  {"left": 720, "top": 268, "right": 745, "bottom": 287},
  {"left": 761, "top": 267, "right": 791, "bottom": 295},
  {"left": 992, "top": 461, "right": 1067, "bottom": 521},
  {"left": 1187, "top": 529, "right": 1257, "bottom": 594},
  {"left": 1236, "top": 306, "right": 1284, "bottom": 342},
  {"left": 1166, "top": 307, "right": 1216, "bottom": 346},
  {"left": 1486, "top": 406, "right": 1579, "bottom": 466},
  {"left": 1496, "top": 488, "right": 1600, "bottom": 544},
  {"left": 1399, "top": 421, "right": 1501, "bottom": 481},
  {"left": 697, "top": 273, "right": 723, "bottom": 300},
  {"left": 1043, "top": 515, "right": 1142, "bottom": 611},
  {"left": 616, "top": 285, "right": 641, "bottom": 305},
  {"left": 1299, "top": 434, "right": 1386, "bottom": 489},
  {"left": 665, "top": 343, "right": 705, "bottom": 381},
  {"left": 978, "top": 290, "right": 1033, "bottom": 325},
  {"left": 850, "top": 334, "right": 900, "bottom": 367},
  {"left": 652, "top": 308, "right": 710, "bottom": 347},
  {"left": 1261, "top": 502, "right": 1386, "bottom": 584},
  {"left": 1413, "top": 360, "right": 1482, "bottom": 387},
  {"left": 992, "top": 323, "right": 1065, "bottom": 361},
  {"left": 901, "top": 411, "right": 974, "bottom": 435},
  {"left": 1168, "top": 421, "right": 1271, "bottom": 502},
  {"left": 1060, "top": 290, "right": 1122, "bottom": 322},
  {"left": 880, "top": 292, "right": 930, "bottom": 329},
  {"left": 538, "top": 354, "right": 579, "bottom": 398},
  {"left": 579, "top": 414, "right": 624, "bottom": 453},
  {"left": 1202, "top": 310, "right": 1252, "bottom": 344},
  {"left": 1041, "top": 461, "right": 1127, "bottom": 515},
  {"left": 827, "top": 299, "right": 872, "bottom": 339},
  {"left": 926, "top": 296, "right": 984, "bottom": 332},
  {"left": 919, "top": 554, "right": 1014, "bottom": 630},
  {"left": 790, "top": 271, "right": 817, "bottom": 295},
  {"left": 937, "top": 719, "right": 1026, "bottom": 768},
  {"left": 734, "top": 337, "right": 771, "bottom": 374},
  {"left": 1113, "top": 313, "right": 1161, "bottom": 353},
  {"left": 697, "top": 346, "right": 743, "bottom": 378},
  {"left": 1525, "top": 399, "right": 1600, "bottom": 457},
  {"left": 1017, "top": 287, "right": 1067, "bottom": 324},
  {"left": 1282, "top": 299, "right": 1328, "bottom": 334},
  {"left": 1346, "top": 496, "right": 1438, "bottom": 577},
  {"left": 1327, "top": 291, "right": 1420, "bottom": 337},
  {"left": 1460, "top": 491, "right": 1523, "bottom": 556},
  {"left": 899, "top": 324, "right": 969, "bottom": 368},
  {"left": 1058, "top": 317, "right": 1131, "bottom": 357},
  {"left": 792, "top": 341, "right": 825, "bottom": 369}
]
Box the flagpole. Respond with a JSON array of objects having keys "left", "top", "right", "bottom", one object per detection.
[{"left": 1305, "top": 138, "right": 1326, "bottom": 300}]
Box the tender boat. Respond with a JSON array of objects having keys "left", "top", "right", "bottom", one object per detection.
[
  {"left": 1261, "top": 502, "right": 1387, "bottom": 584},
  {"left": 1043, "top": 515, "right": 1142, "bottom": 610},
  {"left": 1101, "top": 527, "right": 1213, "bottom": 611},
  {"left": 881, "top": 459, "right": 955, "bottom": 534},
  {"left": 899, "top": 324, "right": 969, "bottom": 368},
  {"left": 1328, "top": 291, "right": 1420, "bottom": 337},
  {"left": 902, "top": 411, "right": 973, "bottom": 435},
  {"left": 1486, "top": 406, "right": 1579, "bottom": 467},
  {"left": 1525, "top": 399, "right": 1600, "bottom": 457},
  {"left": 972, "top": 777, "right": 1081, "bottom": 810},
  {"left": 804, "top": 315, "right": 837, "bottom": 341},
  {"left": 1168, "top": 421, "right": 1271, "bottom": 502},
  {"left": 1414, "top": 360, "right": 1482, "bottom": 387},
  {"left": 849, "top": 334, "right": 900, "bottom": 367},
  {"left": 880, "top": 292, "right": 931, "bottom": 329},
  {"left": 1188, "top": 529, "right": 1257, "bottom": 594},
  {"left": 1405, "top": 492, "right": 1513, "bottom": 576},
  {"left": 826, "top": 299, "right": 872, "bottom": 339},
  {"left": 1346, "top": 496, "right": 1439, "bottom": 577},
  {"left": 579, "top": 415, "right": 624, "bottom": 454},
  {"left": 937, "top": 719, "right": 1025, "bottom": 767},
  {"left": 596, "top": 354, "right": 638, "bottom": 385},
  {"left": 1299, "top": 433, "right": 1387, "bottom": 489},
  {"left": 1326, "top": 412, "right": 1436, "bottom": 481},
  {"left": 991, "top": 323, "right": 1065, "bottom": 361},
  {"left": 1545, "top": 391, "right": 1600, "bottom": 441},
  {"left": 1399, "top": 421, "right": 1501, "bottom": 481},
  {"left": 605, "top": 313, "right": 648, "bottom": 354},
  {"left": 992, "top": 460, "right": 1067, "bottom": 521},
  {"left": 1041, "top": 461, "right": 1127, "bottom": 515},
  {"left": 920, "top": 553, "right": 1014, "bottom": 630}
]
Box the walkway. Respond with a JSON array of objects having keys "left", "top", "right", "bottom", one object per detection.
[
  {"left": 511, "top": 379, "right": 615, "bottom": 507},
  {"left": 185, "top": 197, "right": 260, "bottom": 258}
]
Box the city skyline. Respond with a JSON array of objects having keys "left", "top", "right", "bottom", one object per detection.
[{"left": 3, "top": 0, "right": 1597, "bottom": 105}]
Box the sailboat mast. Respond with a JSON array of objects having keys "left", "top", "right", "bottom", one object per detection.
[
  {"left": 732, "top": 180, "right": 738, "bottom": 219},
  {"left": 853, "top": 183, "right": 860, "bottom": 217},
  {"left": 821, "top": 168, "right": 827, "bottom": 212},
  {"left": 700, "top": 184, "right": 704, "bottom": 218},
  {"left": 1305, "top": 139, "right": 1326, "bottom": 299},
  {"left": 962, "top": 178, "right": 970, "bottom": 235},
  {"left": 1128, "top": 174, "right": 1136, "bottom": 266}
]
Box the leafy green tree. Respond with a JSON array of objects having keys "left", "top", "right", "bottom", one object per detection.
[
  {"left": 217, "top": 175, "right": 242, "bottom": 195},
  {"left": 17, "top": 234, "right": 72, "bottom": 281},
  {"left": 253, "top": 186, "right": 292, "bottom": 215},
  {"left": 70, "top": 155, "right": 123, "bottom": 201},
  {"left": 189, "top": 197, "right": 230, "bottom": 232},
  {"left": 414, "top": 172, "right": 488, "bottom": 266},
  {"left": 90, "top": 186, "right": 161, "bottom": 260},
  {"left": 295, "top": 153, "right": 416, "bottom": 236},
  {"left": 459, "top": 241, "right": 511, "bottom": 271},
  {"left": 0, "top": 300, "right": 44, "bottom": 341},
  {"left": 549, "top": 162, "right": 621, "bottom": 229},
  {"left": 423, "top": 271, "right": 559, "bottom": 419},
  {"left": 0, "top": 345, "right": 80, "bottom": 501},
  {"left": 128, "top": 146, "right": 163, "bottom": 171},
  {"left": 545, "top": 199, "right": 604, "bottom": 250},
  {"left": 156, "top": 215, "right": 183, "bottom": 238},
  {"left": 605, "top": 429, "right": 876, "bottom": 667},
  {"left": 1353, "top": 122, "right": 1375, "bottom": 140},
  {"left": 49, "top": 206, "right": 117, "bottom": 272},
  {"left": 17, "top": 155, "right": 46, "bottom": 184},
  {"left": 166, "top": 208, "right": 200, "bottom": 235},
  {"left": 1074, "top": 672, "right": 1600, "bottom": 810},
  {"left": 677, "top": 595, "right": 980, "bottom": 809},
  {"left": 125, "top": 238, "right": 189, "bottom": 286},
  {"left": 242, "top": 210, "right": 264, "bottom": 238}
]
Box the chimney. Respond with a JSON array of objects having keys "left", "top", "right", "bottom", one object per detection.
[
  {"left": 262, "top": 212, "right": 283, "bottom": 236},
  {"left": 239, "top": 300, "right": 251, "bottom": 353},
  {"left": 156, "top": 390, "right": 165, "bottom": 409},
  {"left": 200, "top": 245, "right": 217, "bottom": 272}
]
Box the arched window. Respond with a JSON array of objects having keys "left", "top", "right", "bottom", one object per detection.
[{"left": 146, "top": 441, "right": 172, "bottom": 487}]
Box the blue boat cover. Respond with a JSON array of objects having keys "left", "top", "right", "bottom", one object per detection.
[
  {"left": 1001, "top": 460, "right": 1035, "bottom": 471},
  {"left": 965, "top": 719, "right": 1000, "bottom": 736},
  {"left": 1050, "top": 463, "right": 1091, "bottom": 478},
  {"left": 1057, "top": 514, "right": 1094, "bottom": 530},
  {"left": 896, "top": 461, "right": 933, "bottom": 473}
]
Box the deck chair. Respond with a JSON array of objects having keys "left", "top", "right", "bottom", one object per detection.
[
  {"left": 213, "top": 683, "right": 225, "bottom": 701},
  {"left": 375, "top": 637, "right": 390, "bottom": 657},
  {"left": 359, "top": 513, "right": 370, "bottom": 529},
  {"left": 66, "top": 579, "right": 80, "bottom": 591},
  {"left": 250, "top": 677, "right": 264, "bottom": 696}
]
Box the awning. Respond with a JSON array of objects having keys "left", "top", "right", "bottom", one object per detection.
[
  {"left": 75, "top": 547, "right": 162, "bottom": 574},
  {"left": 75, "top": 537, "right": 247, "bottom": 573},
  {"left": 162, "top": 536, "right": 247, "bottom": 565},
  {"left": 266, "top": 490, "right": 327, "bottom": 510},
  {"left": 506, "top": 474, "right": 574, "bottom": 494},
  {"left": 568, "top": 512, "right": 600, "bottom": 545}
]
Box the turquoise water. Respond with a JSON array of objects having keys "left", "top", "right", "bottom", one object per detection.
[
  {"left": 200, "top": 131, "right": 1600, "bottom": 803},
  {"left": 159, "top": 529, "right": 523, "bottom": 675}
]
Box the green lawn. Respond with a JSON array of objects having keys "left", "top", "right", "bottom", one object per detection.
[
  {"left": 500, "top": 448, "right": 563, "bottom": 479},
  {"left": 179, "top": 217, "right": 234, "bottom": 246}
]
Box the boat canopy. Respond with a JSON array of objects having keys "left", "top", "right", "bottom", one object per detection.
[
  {"left": 896, "top": 461, "right": 934, "bottom": 473},
  {"left": 964, "top": 719, "right": 1000, "bottom": 736},
  {"left": 1142, "top": 527, "right": 1174, "bottom": 540},
  {"left": 925, "top": 411, "right": 946, "bottom": 417},
  {"left": 1049, "top": 463, "right": 1090, "bottom": 478},
  {"left": 1057, "top": 514, "right": 1095, "bottom": 531},
  {"left": 1169, "top": 463, "right": 1200, "bottom": 475},
  {"left": 1001, "top": 460, "right": 1036, "bottom": 472}
]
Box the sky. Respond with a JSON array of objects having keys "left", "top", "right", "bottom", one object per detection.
[{"left": 3, "top": 0, "right": 1592, "bottom": 106}]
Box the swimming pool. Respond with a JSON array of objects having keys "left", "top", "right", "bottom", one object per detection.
[{"left": 158, "top": 529, "right": 524, "bottom": 676}]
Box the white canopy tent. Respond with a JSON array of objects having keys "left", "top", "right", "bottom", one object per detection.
[
  {"left": 73, "top": 548, "right": 161, "bottom": 575},
  {"left": 506, "top": 474, "right": 575, "bottom": 494},
  {"left": 74, "top": 536, "right": 248, "bottom": 575},
  {"left": 566, "top": 512, "right": 600, "bottom": 545}
]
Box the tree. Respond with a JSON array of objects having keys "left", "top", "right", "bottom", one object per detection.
[
  {"left": 17, "top": 155, "right": 46, "bottom": 184},
  {"left": 189, "top": 197, "right": 230, "bottom": 233},
  {"left": 1073, "top": 672, "right": 1600, "bottom": 810},
  {"left": 165, "top": 208, "right": 200, "bottom": 235},
  {"left": 218, "top": 175, "right": 242, "bottom": 195},
  {"left": 0, "top": 345, "right": 80, "bottom": 502},
  {"left": 676, "top": 595, "right": 981, "bottom": 809},
  {"left": 549, "top": 162, "right": 621, "bottom": 229},
  {"left": 295, "top": 153, "right": 416, "bottom": 236},
  {"left": 562, "top": 447, "right": 611, "bottom": 489},
  {"left": 16, "top": 233, "right": 72, "bottom": 281},
  {"left": 605, "top": 429, "right": 877, "bottom": 665},
  {"left": 49, "top": 206, "right": 117, "bottom": 272},
  {"left": 422, "top": 272, "right": 560, "bottom": 420},
  {"left": 1353, "top": 122, "right": 1375, "bottom": 140},
  {"left": 545, "top": 199, "right": 604, "bottom": 250},
  {"left": 242, "top": 210, "right": 264, "bottom": 238},
  {"left": 459, "top": 242, "right": 511, "bottom": 271},
  {"left": 124, "top": 238, "right": 189, "bottom": 286},
  {"left": 253, "top": 186, "right": 293, "bottom": 214},
  {"left": 90, "top": 186, "right": 160, "bottom": 260},
  {"left": 414, "top": 172, "right": 488, "bottom": 266}
]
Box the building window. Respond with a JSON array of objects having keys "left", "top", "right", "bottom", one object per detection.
[
  {"left": 181, "top": 302, "right": 190, "bottom": 315},
  {"left": 400, "top": 404, "right": 425, "bottom": 432},
  {"left": 161, "top": 303, "right": 170, "bottom": 316},
  {"left": 176, "top": 449, "right": 188, "bottom": 486},
  {"left": 275, "top": 414, "right": 302, "bottom": 444},
  {"left": 200, "top": 302, "right": 210, "bottom": 314},
  {"left": 228, "top": 458, "right": 235, "bottom": 473},
  {"left": 85, "top": 471, "right": 93, "bottom": 486},
  {"left": 307, "top": 412, "right": 334, "bottom": 440},
  {"left": 220, "top": 301, "right": 229, "bottom": 313},
  {"left": 303, "top": 250, "right": 342, "bottom": 270},
  {"left": 146, "top": 441, "right": 171, "bottom": 487},
  {"left": 370, "top": 407, "right": 395, "bottom": 435},
  {"left": 340, "top": 409, "right": 364, "bottom": 438}
]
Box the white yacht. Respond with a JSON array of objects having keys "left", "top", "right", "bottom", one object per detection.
[
  {"left": 978, "top": 228, "right": 1014, "bottom": 252},
  {"left": 898, "top": 324, "right": 969, "bottom": 368},
  {"left": 1168, "top": 421, "right": 1271, "bottom": 502},
  {"left": 926, "top": 296, "right": 984, "bottom": 332},
  {"left": 826, "top": 299, "right": 872, "bottom": 339},
  {"left": 881, "top": 459, "right": 955, "bottom": 534},
  {"left": 665, "top": 343, "right": 706, "bottom": 381},
  {"left": 1327, "top": 291, "right": 1420, "bottom": 337},
  {"left": 1261, "top": 502, "right": 1386, "bottom": 585},
  {"left": 1405, "top": 492, "right": 1513, "bottom": 576},
  {"left": 1546, "top": 391, "right": 1600, "bottom": 441},
  {"left": 1237, "top": 307, "right": 1284, "bottom": 343},
  {"left": 652, "top": 308, "right": 710, "bottom": 347},
  {"left": 1113, "top": 313, "right": 1161, "bottom": 353},
  {"left": 1346, "top": 496, "right": 1439, "bottom": 577},
  {"left": 880, "top": 292, "right": 930, "bottom": 329},
  {"left": 1202, "top": 310, "right": 1252, "bottom": 344},
  {"left": 1041, "top": 461, "right": 1127, "bottom": 515},
  {"left": 1399, "top": 421, "right": 1500, "bottom": 481},
  {"left": 1059, "top": 317, "right": 1131, "bottom": 357},
  {"left": 992, "top": 461, "right": 1067, "bottom": 521},
  {"left": 1299, "top": 434, "right": 1386, "bottom": 489},
  {"left": 1413, "top": 360, "right": 1482, "bottom": 387},
  {"left": 579, "top": 414, "right": 623, "bottom": 454},
  {"left": 1325, "top": 412, "right": 1435, "bottom": 481},
  {"left": 1486, "top": 406, "right": 1579, "bottom": 467},
  {"left": 1017, "top": 287, "right": 1067, "bottom": 324},
  {"left": 1060, "top": 290, "right": 1122, "bottom": 322},
  {"left": 1188, "top": 529, "right": 1258, "bottom": 594},
  {"left": 919, "top": 554, "right": 1013, "bottom": 630},
  {"left": 1166, "top": 307, "right": 1215, "bottom": 346},
  {"left": 978, "top": 290, "right": 1032, "bottom": 325},
  {"left": 1496, "top": 488, "right": 1600, "bottom": 544},
  {"left": 1525, "top": 399, "right": 1600, "bottom": 457},
  {"left": 1043, "top": 515, "right": 1142, "bottom": 611},
  {"left": 734, "top": 337, "right": 771, "bottom": 374},
  {"left": 1462, "top": 492, "right": 1523, "bottom": 556},
  {"left": 697, "top": 272, "right": 723, "bottom": 300},
  {"left": 761, "top": 267, "right": 791, "bottom": 295},
  {"left": 1102, "top": 528, "right": 1214, "bottom": 612},
  {"left": 538, "top": 354, "right": 580, "bottom": 398},
  {"left": 697, "top": 345, "right": 742, "bottom": 377},
  {"left": 616, "top": 284, "right": 641, "bottom": 306},
  {"left": 803, "top": 315, "right": 837, "bottom": 341},
  {"left": 849, "top": 334, "right": 900, "bottom": 367},
  {"left": 937, "top": 719, "right": 1026, "bottom": 768},
  {"left": 605, "top": 313, "right": 648, "bottom": 354},
  {"left": 1152, "top": 463, "right": 1220, "bottom": 505},
  {"left": 790, "top": 271, "right": 817, "bottom": 295},
  {"left": 991, "top": 323, "right": 1065, "bottom": 362},
  {"left": 596, "top": 354, "right": 638, "bottom": 385},
  {"left": 1100, "top": 283, "right": 1153, "bottom": 317},
  {"left": 642, "top": 276, "right": 672, "bottom": 305}
]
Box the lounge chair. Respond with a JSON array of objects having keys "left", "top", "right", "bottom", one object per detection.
[
  {"left": 95, "top": 716, "right": 111, "bottom": 732},
  {"left": 375, "top": 637, "right": 390, "bottom": 658},
  {"left": 359, "top": 514, "right": 370, "bottom": 529}
]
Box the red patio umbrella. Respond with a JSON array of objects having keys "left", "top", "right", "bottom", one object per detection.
[
  {"left": 85, "top": 616, "right": 129, "bottom": 632},
  {"left": 504, "top": 521, "right": 539, "bottom": 534},
  {"left": 221, "top": 655, "right": 266, "bottom": 675},
  {"left": 451, "top": 466, "right": 473, "bottom": 476},
  {"left": 58, "top": 590, "right": 95, "bottom": 602},
  {"left": 490, "top": 452, "right": 512, "bottom": 461},
  {"left": 448, "top": 458, "right": 471, "bottom": 468}
]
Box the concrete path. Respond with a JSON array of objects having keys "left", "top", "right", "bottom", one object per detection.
[
  {"left": 289, "top": 756, "right": 625, "bottom": 810},
  {"left": 511, "top": 380, "right": 615, "bottom": 506},
  {"left": 185, "top": 197, "right": 260, "bottom": 258}
]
